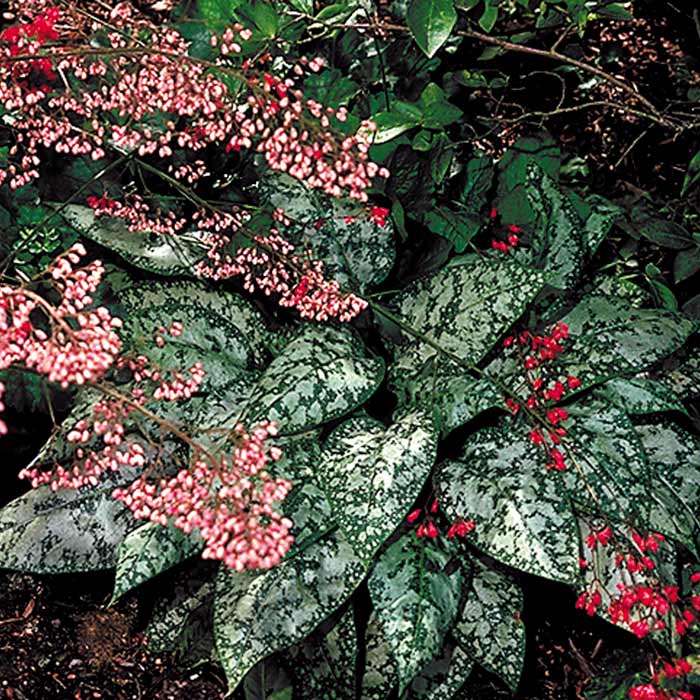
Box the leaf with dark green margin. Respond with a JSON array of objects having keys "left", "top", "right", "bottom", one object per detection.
[
  {"left": 454, "top": 558, "right": 525, "bottom": 691},
  {"left": 112, "top": 522, "right": 202, "bottom": 601},
  {"left": 636, "top": 422, "right": 700, "bottom": 556},
  {"left": 557, "top": 293, "right": 695, "bottom": 391},
  {"left": 245, "top": 325, "right": 384, "bottom": 435},
  {"left": 389, "top": 256, "right": 545, "bottom": 378},
  {"left": 62, "top": 204, "right": 206, "bottom": 276},
  {"left": 321, "top": 410, "right": 437, "bottom": 562},
  {"left": 286, "top": 607, "right": 357, "bottom": 700},
  {"left": 407, "top": 0, "right": 457, "bottom": 58},
  {"left": 214, "top": 530, "right": 368, "bottom": 692},
  {"left": 260, "top": 174, "right": 395, "bottom": 291},
  {"left": 361, "top": 612, "right": 398, "bottom": 700},
  {"left": 437, "top": 426, "right": 579, "bottom": 583},
  {"left": 599, "top": 377, "right": 688, "bottom": 416},
  {"left": 408, "top": 643, "right": 474, "bottom": 700},
  {"left": 518, "top": 164, "right": 586, "bottom": 291},
  {"left": 0, "top": 468, "right": 140, "bottom": 573},
  {"left": 368, "top": 536, "right": 464, "bottom": 694},
  {"left": 120, "top": 280, "right": 270, "bottom": 394}
]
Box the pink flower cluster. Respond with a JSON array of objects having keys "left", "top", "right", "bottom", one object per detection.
[
  {"left": 113, "top": 421, "right": 294, "bottom": 571},
  {"left": 0, "top": 382, "right": 7, "bottom": 436},
  {"left": 0, "top": 0, "right": 387, "bottom": 200},
  {"left": 0, "top": 244, "right": 123, "bottom": 389}
]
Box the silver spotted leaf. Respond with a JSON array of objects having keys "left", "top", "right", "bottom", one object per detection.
[
  {"left": 112, "top": 522, "right": 202, "bottom": 601},
  {"left": 560, "top": 398, "right": 654, "bottom": 525},
  {"left": 390, "top": 256, "right": 545, "bottom": 379},
  {"left": 408, "top": 643, "right": 474, "bottom": 700},
  {"left": 244, "top": 325, "right": 385, "bottom": 434},
  {"left": 599, "top": 377, "right": 688, "bottom": 416},
  {"left": 636, "top": 421, "right": 700, "bottom": 556},
  {"left": 580, "top": 194, "right": 622, "bottom": 256},
  {"left": 214, "top": 530, "right": 368, "bottom": 692},
  {"left": 0, "top": 467, "right": 139, "bottom": 574},
  {"left": 367, "top": 535, "right": 464, "bottom": 695},
  {"left": 146, "top": 566, "right": 216, "bottom": 665},
  {"left": 120, "top": 280, "right": 270, "bottom": 393},
  {"left": 578, "top": 517, "right": 680, "bottom": 653},
  {"left": 260, "top": 173, "right": 395, "bottom": 291},
  {"left": 437, "top": 425, "right": 580, "bottom": 583},
  {"left": 286, "top": 606, "right": 357, "bottom": 700},
  {"left": 360, "top": 611, "right": 398, "bottom": 700},
  {"left": 454, "top": 558, "right": 525, "bottom": 691},
  {"left": 519, "top": 165, "right": 586, "bottom": 291},
  {"left": 321, "top": 410, "right": 438, "bottom": 562},
  {"left": 63, "top": 203, "right": 206, "bottom": 276},
  {"left": 558, "top": 293, "right": 695, "bottom": 391}
]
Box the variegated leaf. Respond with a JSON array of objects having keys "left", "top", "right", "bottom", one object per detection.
[
  {"left": 454, "top": 558, "right": 525, "bottom": 691},
  {"left": 286, "top": 607, "right": 357, "bottom": 700},
  {"left": 0, "top": 468, "right": 139, "bottom": 573},
  {"left": 361, "top": 612, "right": 398, "bottom": 700},
  {"left": 321, "top": 410, "right": 438, "bottom": 562},
  {"left": 388, "top": 256, "right": 545, "bottom": 379},
  {"left": 63, "top": 204, "right": 206, "bottom": 276},
  {"left": 558, "top": 293, "right": 695, "bottom": 390},
  {"left": 260, "top": 173, "right": 395, "bottom": 290},
  {"left": 367, "top": 536, "right": 464, "bottom": 695},
  {"left": 245, "top": 325, "right": 385, "bottom": 434},
  {"left": 112, "top": 522, "right": 202, "bottom": 600},
  {"left": 214, "top": 529, "right": 368, "bottom": 692},
  {"left": 437, "top": 426, "right": 579, "bottom": 583},
  {"left": 408, "top": 644, "right": 474, "bottom": 700},
  {"left": 120, "top": 280, "right": 270, "bottom": 393},
  {"left": 636, "top": 421, "right": 700, "bottom": 555},
  {"left": 599, "top": 376, "right": 687, "bottom": 416}
]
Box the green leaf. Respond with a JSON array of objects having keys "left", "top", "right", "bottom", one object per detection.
[
  {"left": 214, "top": 530, "right": 368, "bottom": 692},
  {"left": 423, "top": 207, "right": 480, "bottom": 253},
  {"left": 286, "top": 607, "right": 357, "bottom": 700},
  {"left": 321, "top": 410, "right": 438, "bottom": 562},
  {"left": 260, "top": 174, "right": 396, "bottom": 290},
  {"left": 62, "top": 204, "right": 205, "bottom": 276},
  {"left": 479, "top": 3, "right": 499, "bottom": 32},
  {"left": 389, "top": 256, "right": 545, "bottom": 379},
  {"left": 437, "top": 426, "right": 580, "bottom": 583},
  {"left": 0, "top": 468, "right": 139, "bottom": 574},
  {"left": 112, "top": 522, "right": 202, "bottom": 601},
  {"left": 198, "top": 0, "right": 239, "bottom": 29},
  {"left": 373, "top": 102, "right": 425, "bottom": 143},
  {"left": 368, "top": 536, "right": 464, "bottom": 694},
  {"left": 682, "top": 149, "right": 700, "bottom": 196},
  {"left": 407, "top": 0, "right": 457, "bottom": 58},
  {"left": 245, "top": 325, "right": 385, "bottom": 434},
  {"left": 417, "top": 83, "right": 463, "bottom": 128},
  {"left": 121, "top": 280, "right": 270, "bottom": 393},
  {"left": 674, "top": 247, "right": 700, "bottom": 284},
  {"left": 558, "top": 293, "right": 695, "bottom": 390},
  {"left": 454, "top": 559, "right": 525, "bottom": 691}
]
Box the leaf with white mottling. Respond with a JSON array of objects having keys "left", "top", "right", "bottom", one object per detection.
[
  {"left": 437, "top": 426, "right": 579, "bottom": 583},
  {"left": 368, "top": 536, "right": 464, "bottom": 694},
  {"left": 599, "top": 376, "right": 687, "bottom": 416},
  {"left": 408, "top": 643, "right": 474, "bottom": 700},
  {"left": 322, "top": 410, "right": 437, "bottom": 562},
  {"left": 245, "top": 325, "right": 384, "bottom": 434},
  {"left": 454, "top": 559, "right": 525, "bottom": 691},
  {"left": 361, "top": 612, "right": 398, "bottom": 700},
  {"left": 112, "top": 522, "right": 202, "bottom": 600}
]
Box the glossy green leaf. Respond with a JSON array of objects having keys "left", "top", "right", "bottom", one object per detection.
[
  {"left": 438, "top": 426, "right": 579, "bottom": 583},
  {"left": 407, "top": 0, "right": 457, "bottom": 58},
  {"left": 368, "top": 536, "right": 464, "bottom": 694},
  {"left": 321, "top": 410, "right": 438, "bottom": 562},
  {"left": 112, "top": 522, "right": 202, "bottom": 600},
  {"left": 62, "top": 204, "right": 205, "bottom": 276},
  {"left": 454, "top": 559, "right": 525, "bottom": 691},
  {"left": 245, "top": 325, "right": 384, "bottom": 434}
]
